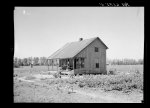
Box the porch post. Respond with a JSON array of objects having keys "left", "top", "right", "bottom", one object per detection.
[
  {"left": 73, "top": 58, "right": 74, "bottom": 75},
  {"left": 78, "top": 57, "right": 79, "bottom": 73},
  {"left": 73, "top": 58, "right": 74, "bottom": 70},
  {"left": 67, "top": 59, "right": 69, "bottom": 69},
  {"left": 52, "top": 59, "right": 53, "bottom": 71},
  {"left": 48, "top": 59, "right": 49, "bottom": 71},
  {"left": 57, "top": 59, "right": 59, "bottom": 72}
]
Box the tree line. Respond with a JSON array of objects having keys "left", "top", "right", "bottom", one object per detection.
[
  {"left": 107, "top": 58, "right": 143, "bottom": 65},
  {"left": 14, "top": 57, "right": 48, "bottom": 68},
  {"left": 14, "top": 57, "right": 143, "bottom": 68}
]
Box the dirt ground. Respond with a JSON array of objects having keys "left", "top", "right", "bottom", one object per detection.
[{"left": 14, "top": 74, "right": 143, "bottom": 103}]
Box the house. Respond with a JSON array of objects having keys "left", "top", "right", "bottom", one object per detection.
[{"left": 47, "top": 37, "right": 108, "bottom": 75}]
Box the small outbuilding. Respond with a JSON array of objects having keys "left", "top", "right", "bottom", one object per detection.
[{"left": 47, "top": 37, "right": 108, "bottom": 75}]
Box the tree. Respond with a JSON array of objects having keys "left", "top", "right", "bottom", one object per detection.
[
  {"left": 137, "top": 59, "right": 143, "bottom": 65},
  {"left": 14, "top": 57, "right": 21, "bottom": 68},
  {"left": 14, "top": 57, "right": 18, "bottom": 65},
  {"left": 18, "top": 58, "right": 22, "bottom": 66},
  {"left": 33, "top": 57, "right": 39, "bottom": 65},
  {"left": 23, "top": 58, "right": 28, "bottom": 66},
  {"left": 107, "top": 58, "right": 143, "bottom": 65},
  {"left": 39, "top": 57, "right": 47, "bottom": 65}
]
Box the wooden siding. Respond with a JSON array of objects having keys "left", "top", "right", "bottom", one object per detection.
[{"left": 74, "top": 38, "right": 107, "bottom": 74}]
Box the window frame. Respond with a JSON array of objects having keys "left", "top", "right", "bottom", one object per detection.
[
  {"left": 96, "top": 63, "right": 99, "bottom": 68},
  {"left": 75, "top": 57, "right": 85, "bottom": 69},
  {"left": 95, "top": 47, "right": 99, "bottom": 52}
]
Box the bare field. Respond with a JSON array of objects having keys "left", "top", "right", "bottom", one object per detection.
[
  {"left": 14, "top": 65, "right": 143, "bottom": 76},
  {"left": 14, "top": 65, "right": 143, "bottom": 103},
  {"left": 107, "top": 65, "right": 143, "bottom": 74}
]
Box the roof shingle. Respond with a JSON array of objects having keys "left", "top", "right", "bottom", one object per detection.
[{"left": 48, "top": 37, "right": 108, "bottom": 59}]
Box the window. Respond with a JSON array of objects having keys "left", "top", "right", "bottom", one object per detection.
[
  {"left": 75, "top": 58, "right": 85, "bottom": 69},
  {"left": 96, "top": 63, "right": 99, "bottom": 68},
  {"left": 95, "top": 47, "right": 99, "bottom": 52}
]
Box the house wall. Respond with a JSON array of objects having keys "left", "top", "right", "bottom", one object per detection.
[{"left": 74, "top": 39, "right": 107, "bottom": 74}]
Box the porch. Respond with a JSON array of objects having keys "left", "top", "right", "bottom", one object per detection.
[{"left": 47, "top": 57, "right": 85, "bottom": 75}]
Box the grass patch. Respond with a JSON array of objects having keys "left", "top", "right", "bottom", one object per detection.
[
  {"left": 25, "top": 76, "right": 36, "bottom": 80},
  {"left": 78, "top": 73, "right": 143, "bottom": 93},
  {"left": 14, "top": 65, "right": 143, "bottom": 93}
]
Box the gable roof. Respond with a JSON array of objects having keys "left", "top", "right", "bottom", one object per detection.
[{"left": 48, "top": 37, "right": 108, "bottom": 59}]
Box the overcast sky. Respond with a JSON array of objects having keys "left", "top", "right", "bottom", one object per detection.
[{"left": 14, "top": 7, "right": 144, "bottom": 60}]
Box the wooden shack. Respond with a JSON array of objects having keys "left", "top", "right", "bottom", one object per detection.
[{"left": 47, "top": 37, "right": 108, "bottom": 75}]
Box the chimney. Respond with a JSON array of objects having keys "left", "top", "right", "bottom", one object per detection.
[{"left": 79, "top": 38, "right": 83, "bottom": 41}]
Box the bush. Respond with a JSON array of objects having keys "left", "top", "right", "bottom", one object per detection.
[
  {"left": 77, "top": 73, "right": 143, "bottom": 93},
  {"left": 14, "top": 64, "right": 20, "bottom": 68},
  {"left": 53, "top": 73, "right": 60, "bottom": 78},
  {"left": 78, "top": 82, "right": 86, "bottom": 88},
  {"left": 135, "top": 70, "right": 140, "bottom": 74},
  {"left": 43, "top": 71, "right": 143, "bottom": 93},
  {"left": 108, "top": 68, "right": 117, "bottom": 75}
]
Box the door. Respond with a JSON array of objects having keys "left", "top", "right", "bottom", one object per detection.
[{"left": 94, "top": 58, "right": 100, "bottom": 73}]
